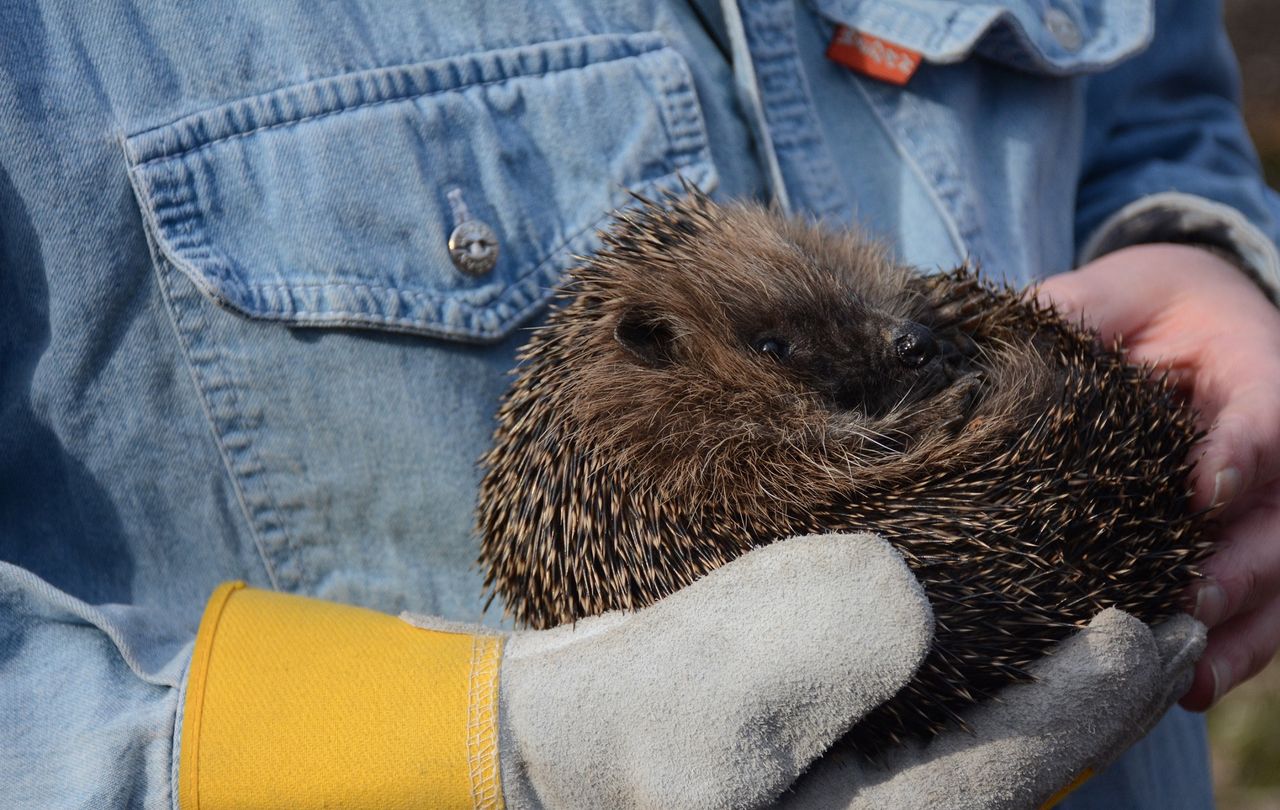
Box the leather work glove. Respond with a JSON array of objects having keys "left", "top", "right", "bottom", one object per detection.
[
  {"left": 176, "top": 533, "right": 933, "bottom": 810},
  {"left": 777, "top": 609, "right": 1207, "bottom": 810}
]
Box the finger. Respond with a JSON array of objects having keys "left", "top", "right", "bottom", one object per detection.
[
  {"left": 1036, "top": 269, "right": 1205, "bottom": 392},
  {"left": 783, "top": 609, "right": 1166, "bottom": 810},
  {"left": 1151, "top": 614, "right": 1208, "bottom": 673},
  {"left": 1035, "top": 249, "right": 1188, "bottom": 342},
  {"left": 1189, "top": 388, "right": 1280, "bottom": 513},
  {"left": 910, "top": 609, "right": 1160, "bottom": 739},
  {"left": 1179, "top": 594, "right": 1280, "bottom": 711},
  {"left": 1189, "top": 495, "right": 1280, "bottom": 628},
  {"left": 1036, "top": 272, "right": 1146, "bottom": 341}
]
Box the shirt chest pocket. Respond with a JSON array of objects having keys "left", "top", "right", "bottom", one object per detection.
[
  {"left": 125, "top": 32, "right": 716, "bottom": 343},
  {"left": 810, "top": 0, "right": 1153, "bottom": 76}
]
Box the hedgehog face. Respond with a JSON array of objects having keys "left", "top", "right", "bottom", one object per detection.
[
  {"left": 736, "top": 305, "right": 966, "bottom": 418},
  {"left": 549, "top": 192, "right": 1001, "bottom": 499},
  {"left": 607, "top": 209, "right": 969, "bottom": 422}
]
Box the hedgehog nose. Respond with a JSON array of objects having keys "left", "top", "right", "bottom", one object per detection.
[{"left": 893, "top": 322, "right": 939, "bottom": 369}]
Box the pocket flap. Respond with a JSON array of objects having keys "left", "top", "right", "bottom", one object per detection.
[{"left": 125, "top": 33, "right": 717, "bottom": 342}]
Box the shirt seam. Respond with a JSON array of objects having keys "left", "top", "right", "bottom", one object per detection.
[
  {"left": 129, "top": 40, "right": 671, "bottom": 169},
  {"left": 126, "top": 153, "right": 286, "bottom": 590}
]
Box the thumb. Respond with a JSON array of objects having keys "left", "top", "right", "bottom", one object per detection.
[
  {"left": 500, "top": 533, "right": 934, "bottom": 810},
  {"left": 1035, "top": 260, "right": 1167, "bottom": 343}
]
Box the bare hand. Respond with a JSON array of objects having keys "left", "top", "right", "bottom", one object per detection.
[{"left": 1038, "top": 243, "right": 1280, "bottom": 710}]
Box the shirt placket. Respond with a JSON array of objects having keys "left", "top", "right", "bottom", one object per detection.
[{"left": 720, "top": 0, "right": 853, "bottom": 222}]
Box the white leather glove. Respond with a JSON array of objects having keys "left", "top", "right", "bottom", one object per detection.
[{"left": 405, "top": 533, "right": 933, "bottom": 810}]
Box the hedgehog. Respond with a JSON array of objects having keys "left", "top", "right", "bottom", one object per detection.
[{"left": 477, "top": 189, "right": 1209, "bottom": 752}]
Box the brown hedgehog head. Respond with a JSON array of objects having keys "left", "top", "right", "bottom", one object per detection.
[
  {"left": 600, "top": 200, "right": 947, "bottom": 418},
  {"left": 549, "top": 192, "right": 1045, "bottom": 520}
]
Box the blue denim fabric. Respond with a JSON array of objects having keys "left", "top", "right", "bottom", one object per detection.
[{"left": 1, "top": 0, "right": 1275, "bottom": 806}]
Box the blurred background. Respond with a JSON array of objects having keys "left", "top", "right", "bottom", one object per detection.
[
  {"left": 1227, "top": 0, "right": 1280, "bottom": 186},
  {"left": 1208, "top": 4, "right": 1279, "bottom": 807}
]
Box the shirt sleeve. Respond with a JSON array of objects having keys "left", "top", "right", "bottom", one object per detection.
[
  {"left": 0, "top": 564, "right": 504, "bottom": 809},
  {"left": 0, "top": 562, "right": 190, "bottom": 809},
  {"left": 1075, "top": 0, "right": 1280, "bottom": 300}
]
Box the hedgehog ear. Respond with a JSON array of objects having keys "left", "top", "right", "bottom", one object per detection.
[{"left": 615, "top": 306, "right": 678, "bottom": 367}]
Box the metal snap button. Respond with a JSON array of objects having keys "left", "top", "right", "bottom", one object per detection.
[
  {"left": 448, "top": 219, "right": 499, "bottom": 276},
  {"left": 1045, "top": 8, "right": 1083, "bottom": 52}
]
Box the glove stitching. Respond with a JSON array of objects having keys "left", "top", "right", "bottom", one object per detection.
[{"left": 467, "top": 634, "right": 506, "bottom": 809}]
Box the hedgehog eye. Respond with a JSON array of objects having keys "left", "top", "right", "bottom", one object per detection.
[{"left": 752, "top": 336, "right": 792, "bottom": 361}]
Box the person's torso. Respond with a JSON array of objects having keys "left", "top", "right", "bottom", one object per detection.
[{"left": 0, "top": 0, "right": 1151, "bottom": 625}]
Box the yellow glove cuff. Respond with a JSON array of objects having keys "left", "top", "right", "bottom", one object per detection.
[{"left": 179, "top": 582, "right": 504, "bottom": 810}]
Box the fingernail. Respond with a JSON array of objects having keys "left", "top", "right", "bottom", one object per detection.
[
  {"left": 1193, "top": 581, "right": 1228, "bottom": 627},
  {"left": 1212, "top": 467, "right": 1242, "bottom": 510},
  {"left": 1210, "top": 657, "right": 1233, "bottom": 706}
]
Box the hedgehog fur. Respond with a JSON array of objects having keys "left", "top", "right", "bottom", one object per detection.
[{"left": 477, "top": 190, "right": 1209, "bottom": 752}]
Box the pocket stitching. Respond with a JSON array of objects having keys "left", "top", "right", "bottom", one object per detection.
[
  {"left": 128, "top": 32, "right": 670, "bottom": 167},
  {"left": 133, "top": 45, "right": 668, "bottom": 170}
]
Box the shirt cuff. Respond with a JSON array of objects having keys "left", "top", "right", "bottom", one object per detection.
[
  {"left": 1079, "top": 191, "right": 1280, "bottom": 304},
  {"left": 179, "top": 582, "right": 504, "bottom": 810}
]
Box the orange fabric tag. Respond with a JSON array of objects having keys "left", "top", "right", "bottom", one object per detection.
[{"left": 826, "top": 25, "right": 922, "bottom": 86}]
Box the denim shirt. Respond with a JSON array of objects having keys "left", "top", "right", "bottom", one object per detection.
[{"left": 2, "top": 1, "right": 1277, "bottom": 807}]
